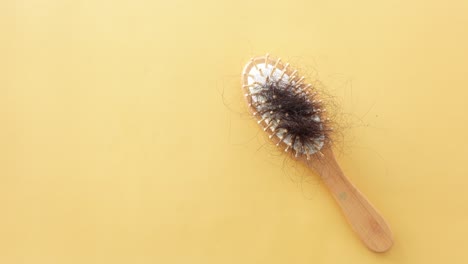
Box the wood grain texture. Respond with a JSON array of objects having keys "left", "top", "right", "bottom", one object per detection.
[
  {"left": 242, "top": 55, "right": 393, "bottom": 252},
  {"left": 306, "top": 147, "right": 393, "bottom": 252}
]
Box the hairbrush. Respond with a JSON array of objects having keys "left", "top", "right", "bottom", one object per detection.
[{"left": 241, "top": 54, "right": 393, "bottom": 252}]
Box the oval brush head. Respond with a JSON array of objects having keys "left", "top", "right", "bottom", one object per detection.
[
  {"left": 241, "top": 55, "right": 393, "bottom": 252},
  {"left": 242, "top": 55, "right": 330, "bottom": 159}
]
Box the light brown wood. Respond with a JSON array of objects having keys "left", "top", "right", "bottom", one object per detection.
[
  {"left": 305, "top": 146, "right": 393, "bottom": 252},
  {"left": 241, "top": 55, "right": 393, "bottom": 252}
]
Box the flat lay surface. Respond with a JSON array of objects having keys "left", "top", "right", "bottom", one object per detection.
[{"left": 1, "top": 0, "right": 468, "bottom": 263}]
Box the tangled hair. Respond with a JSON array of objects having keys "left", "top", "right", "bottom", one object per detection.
[{"left": 243, "top": 56, "right": 333, "bottom": 159}]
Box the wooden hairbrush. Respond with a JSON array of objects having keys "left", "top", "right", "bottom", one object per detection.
[{"left": 241, "top": 54, "right": 393, "bottom": 252}]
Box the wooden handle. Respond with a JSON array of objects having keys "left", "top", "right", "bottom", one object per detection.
[{"left": 306, "top": 147, "right": 393, "bottom": 252}]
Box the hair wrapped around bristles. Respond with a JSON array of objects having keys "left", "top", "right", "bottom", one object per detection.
[{"left": 243, "top": 56, "right": 331, "bottom": 158}]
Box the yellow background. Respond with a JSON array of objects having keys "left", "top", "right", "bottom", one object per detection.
[{"left": 1, "top": 0, "right": 468, "bottom": 263}]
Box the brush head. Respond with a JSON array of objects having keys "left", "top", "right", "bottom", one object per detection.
[{"left": 242, "top": 55, "right": 331, "bottom": 159}]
